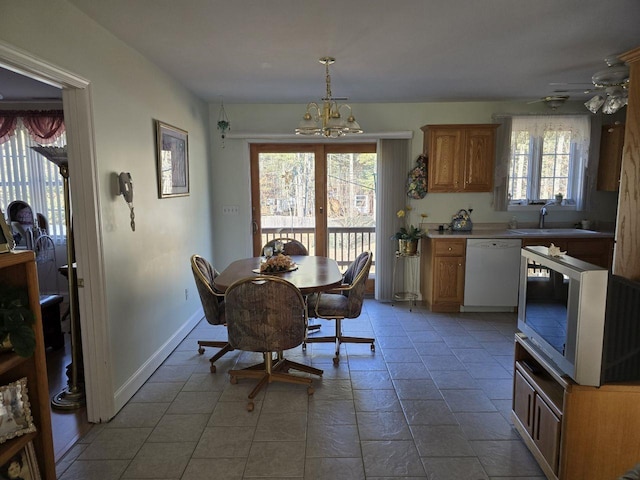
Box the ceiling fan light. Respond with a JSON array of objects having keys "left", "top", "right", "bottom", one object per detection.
[
  {"left": 602, "top": 95, "right": 625, "bottom": 114},
  {"left": 584, "top": 95, "right": 605, "bottom": 113}
]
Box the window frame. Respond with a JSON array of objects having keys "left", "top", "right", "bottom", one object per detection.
[{"left": 506, "top": 116, "right": 588, "bottom": 212}]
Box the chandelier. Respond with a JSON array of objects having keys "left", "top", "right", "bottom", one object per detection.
[
  {"left": 295, "top": 57, "right": 363, "bottom": 137},
  {"left": 584, "top": 57, "right": 629, "bottom": 114}
]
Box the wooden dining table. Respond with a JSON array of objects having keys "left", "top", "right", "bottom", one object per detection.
[{"left": 213, "top": 255, "right": 343, "bottom": 295}]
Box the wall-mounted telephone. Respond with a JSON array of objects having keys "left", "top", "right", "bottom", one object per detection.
[{"left": 118, "top": 172, "right": 135, "bottom": 231}]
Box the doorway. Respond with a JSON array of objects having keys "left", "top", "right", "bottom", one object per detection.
[
  {"left": 1, "top": 41, "right": 113, "bottom": 438},
  {"left": 250, "top": 143, "right": 377, "bottom": 276}
]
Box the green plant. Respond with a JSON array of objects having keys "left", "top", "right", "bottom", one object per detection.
[
  {"left": 391, "top": 207, "right": 425, "bottom": 241},
  {"left": 0, "top": 286, "right": 36, "bottom": 358}
]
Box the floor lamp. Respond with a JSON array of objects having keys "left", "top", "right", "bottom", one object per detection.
[{"left": 31, "top": 146, "right": 85, "bottom": 410}]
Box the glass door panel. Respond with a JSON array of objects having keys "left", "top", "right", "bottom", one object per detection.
[
  {"left": 326, "top": 148, "right": 377, "bottom": 273},
  {"left": 254, "top": 149, "right": 317, "bottom": 255}
]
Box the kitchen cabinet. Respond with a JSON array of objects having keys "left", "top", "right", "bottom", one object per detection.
[
  {"left": 597, "top": 123, "right": 625, "bottom": 191},
  {"left": 421, "top": 124, "right": 498, "bottom": 192},
  {"left": 521, "top": 237, "right": 614, "bottom": 270},
  {"left": 421, "top": 238, "right": 465, "bottom": 312},
  {"left": 513, "top": 333, "right": 640, "bottom": 480},
  {"left": 0, "top": 251, "right": 55, "bottom": 479}
]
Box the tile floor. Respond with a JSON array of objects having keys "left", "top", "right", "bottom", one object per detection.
[{"left": 55, "top": 300, "right": 545, "bottom": 479}]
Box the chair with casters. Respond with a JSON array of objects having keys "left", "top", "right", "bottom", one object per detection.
[
  {"left": 304, "top": 251, "right": 374, "bottom": 364},
  {"left": 261, "top": 237, "right": 320, "bottom": 332},
  {"left": 262, "top": 237, "right": 309, "bottom": 256},
  {"left": 191, "top": 254, "right": 234, "bottom": 373},
  {"left": 225, "top": 275, "right": 323, "bottom": 411}
]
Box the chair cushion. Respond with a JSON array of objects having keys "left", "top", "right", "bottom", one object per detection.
[{"left": 314, "top": 292, "right": 350, "bottom": 318}]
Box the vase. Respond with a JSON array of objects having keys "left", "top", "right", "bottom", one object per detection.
[{"left": 398, "top": 239, "right": 418, "bottom": 255}]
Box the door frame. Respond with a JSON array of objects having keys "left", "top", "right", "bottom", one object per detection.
[{"left": 0, "top": 41, "right": 113, "bottom": 422}]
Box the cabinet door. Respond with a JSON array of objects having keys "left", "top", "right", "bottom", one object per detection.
[
  {"left": 597, "top": 124, "right": 624, "bottom": 192},
  {"left": 463, "top": 127, "right": 495, "bottom": 192},
  {"left": 428, "top": 128, "right": 462, "bottom": 192},
  {"left": 533, "top": 393, "right": 561, "bottom": 474},
  {"left": 513, "top": 370, "right": 535, "bottom": 435},
  {"left": 433, "top": 255, "right": 464, "bottom": 304}
]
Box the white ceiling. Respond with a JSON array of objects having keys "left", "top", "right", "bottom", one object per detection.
[{"left": 3, "top": 0, "right": 640, "bottom": 104}]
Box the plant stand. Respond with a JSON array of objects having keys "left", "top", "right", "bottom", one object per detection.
[{"left": 392, "top": 251, "right": 420, "bottom": 311}]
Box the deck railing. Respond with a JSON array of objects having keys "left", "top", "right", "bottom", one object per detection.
[{"left": 262, "top": 227, "right": 376, "bottom": 272}]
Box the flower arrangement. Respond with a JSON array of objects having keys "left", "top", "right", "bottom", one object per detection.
[
  {"left": 260, "top": 254, "right": 295, "bottom": 273},
  {"left": 392, "top": 207, "right": 426, "bottom": 241}
]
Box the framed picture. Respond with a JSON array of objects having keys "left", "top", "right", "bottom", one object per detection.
[
  {"left": 155, "top": 120, "right": 189, "bottom": 198},
  {"left": 0, "top": 441, "right": 41, "bottom": 480},
  {"left": 0, "top": 378, "right": 36, "bottom": 444},
  {"left": 0, "top": 209, "right": 15, "bottom": 254}
]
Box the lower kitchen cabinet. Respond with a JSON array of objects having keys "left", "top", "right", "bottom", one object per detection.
[
  {"left": 521, "top": 237, "right": 614, "bottom": 269},
  {"left": 513, "top": 333, "right": 640, "bottom": 480},
  {"left": 421, "top": 238, "right": 465, "bottom": 312}
]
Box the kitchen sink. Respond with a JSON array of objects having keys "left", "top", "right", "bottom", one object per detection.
[{"left": 508, "top": 228, "right": 597, "bottom": 235}]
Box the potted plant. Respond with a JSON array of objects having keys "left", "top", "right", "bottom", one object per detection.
[
  {"left": 392, "top": 207, "right": 425, "bottom": 255},
  {"left": 0, "top": 285, "right": 36, "bottom": 358}
]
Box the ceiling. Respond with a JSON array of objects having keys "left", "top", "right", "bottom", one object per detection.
[{"left": 3, "top": 0, "right": 640, "bottom": 104}]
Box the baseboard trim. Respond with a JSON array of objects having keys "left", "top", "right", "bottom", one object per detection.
[{"left": 111, "top": 307, "right": 204, "bottom": 416}]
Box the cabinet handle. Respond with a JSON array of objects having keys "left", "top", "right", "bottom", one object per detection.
[
  {"left": 527, "top": 394, "right": 532, "bottom": 427},
  {"left": 448, "top": 247, "right": 452, "bottom": 251},
  {"left": 536, "top": 405, "right": 541, "bottom": 440}
]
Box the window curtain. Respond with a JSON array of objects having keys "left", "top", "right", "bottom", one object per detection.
[
  {"left": 492, "top": 115, "right": 512, "bottom": 211},
  {"left": 375, "top": 138, "right": 410, "bottom": 302},
  {"left": 0, "top": 121, "right": 67, "bottom": 243},
  {"left": 492, "top": 114, "right": 591, "bottom": 211},
  {"left": 0, "top": 113, "right": 18, "bottom": 145},
  {"left": 0, "top": 110, "right": 65, "bottom": 145}
]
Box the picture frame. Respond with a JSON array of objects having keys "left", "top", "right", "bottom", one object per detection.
[
  {"left": 0, "top": 441, "right": 41, "bottom": 480},
  {"left": 0, "top": 209, "right": 15, "bottom": 254},
  {"left": 0, "top": 378, "right": 36, "bottom": 444},
  {"left": 155, "top": 120, "right": 189, "bottom": 198}
]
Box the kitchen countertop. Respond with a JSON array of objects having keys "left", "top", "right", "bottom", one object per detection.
[{"left": 425, "top": 227, "right": 614, "bottom": 239}]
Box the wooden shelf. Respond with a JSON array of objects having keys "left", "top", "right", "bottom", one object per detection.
[{"left": 0, "top": 251, "right": 56, "bottom": 479}]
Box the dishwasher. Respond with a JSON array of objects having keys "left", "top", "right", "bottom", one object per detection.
[{"left": 463, "top": 238, "right": 522, "bottom": 311}]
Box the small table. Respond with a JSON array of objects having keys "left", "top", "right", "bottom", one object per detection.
[
  {"left": 214, "top": 255, "right": 343, "bottom": 295},
  {"left": 392, "top": 251, "right": 420, "bottom": 311}
]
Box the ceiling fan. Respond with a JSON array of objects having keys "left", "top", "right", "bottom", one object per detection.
[
  {"left": 551, "top": 56, "right": 629, "bottom": 114},
  {"left": 527, "top": 95, "right": 570, "bottom": 110}
]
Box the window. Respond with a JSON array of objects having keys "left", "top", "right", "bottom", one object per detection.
[
  {"left": 507, "top": 115, "right": 590, "bottom": 209},
  {"left": 0, "top": 122, "right": 67, "bottom": 243}
]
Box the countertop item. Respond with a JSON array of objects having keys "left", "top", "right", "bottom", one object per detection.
[{"left": 426, "top": 227, "right": 614, "bottom": 239}]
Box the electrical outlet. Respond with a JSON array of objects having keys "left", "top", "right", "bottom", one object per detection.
[
  {"left": 222, "top": 205, "right": 239, "bottom": 215},
  {"left": 185, "top": 288, "right": 189, "bottom": 301}
]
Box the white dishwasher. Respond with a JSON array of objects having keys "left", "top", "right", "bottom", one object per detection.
[{"left": 463, "top": 238, "right": 522, "bottom": 311}]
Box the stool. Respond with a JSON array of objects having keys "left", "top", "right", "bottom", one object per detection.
[{"left": 40, "top": 295, "right": 64, "bottom": 350}]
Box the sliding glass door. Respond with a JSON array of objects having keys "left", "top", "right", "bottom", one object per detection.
[{"left": 250, "top": 143, "right": 377, "bottom": 274}]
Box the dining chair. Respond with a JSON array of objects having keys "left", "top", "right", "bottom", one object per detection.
[
  {"left": 262, "top": 237, "right": 309, "bottom": 256},
  {"left": 304, "top": 251, "right": 374, "bottom": 364},
  {"left": 225, "top": 275, "right": 323, "bottom": 411},
  {"left": 190, "top": 254, "right": 234, "bottom": 373}
]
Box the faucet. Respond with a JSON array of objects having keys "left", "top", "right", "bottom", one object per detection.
[{"left": 539, "top": 206, "right": 548, "bottom": 228}]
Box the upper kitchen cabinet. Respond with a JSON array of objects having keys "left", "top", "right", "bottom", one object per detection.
[
  {"left": 421, "top": 124, "right": 498, "bottom": 192},
  {"left": 597, "top": 123, "right": 625, "bottom": 191}
]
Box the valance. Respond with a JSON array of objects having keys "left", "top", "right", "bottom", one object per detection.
[{"left": 0, "top": 110, "right": 65, "bottom": 145}]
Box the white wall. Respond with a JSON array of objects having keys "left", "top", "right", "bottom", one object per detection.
[
  {"left": 210, "top": 101, "right": 619, "bottom": 268},
  {"left": 0, "top": 0, "right": 214, "bottom": 414}
]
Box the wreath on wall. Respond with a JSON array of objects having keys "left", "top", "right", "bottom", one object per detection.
[{"left": 406, "top": 154, "right": 428, "bottom": 199}]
